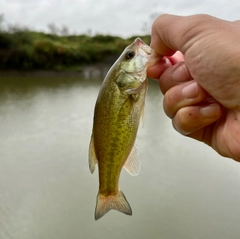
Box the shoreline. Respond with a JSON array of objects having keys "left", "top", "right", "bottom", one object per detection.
[{"left": 0, "top": 64, "right": 112, "bottom": 79}]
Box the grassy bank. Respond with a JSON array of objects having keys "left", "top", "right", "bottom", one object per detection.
[{"left": 0, "top": 31, "right": 150, "bottom": 71}]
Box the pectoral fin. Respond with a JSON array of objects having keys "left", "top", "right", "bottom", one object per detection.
[
  {"left": 88, "top": 134, "right": 98, "bottom": 174},
  {"left": 124, "top": 145, "right": 140, "bottom": 176},
  {"left": 124, "top": 77, "right": 148, "bottom": 95}
]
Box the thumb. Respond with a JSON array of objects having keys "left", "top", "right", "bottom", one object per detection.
[{"left": 150, "top": 14, "right": 215, "bottom": 56}]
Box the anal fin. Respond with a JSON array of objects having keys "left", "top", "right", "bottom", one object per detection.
[{"left": 124, "top": 145, "right": 140, "bottom": 176}]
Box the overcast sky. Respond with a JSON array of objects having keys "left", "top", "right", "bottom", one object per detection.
[{"left": 0, "top": 0, "right": 240, "bottom": 37}]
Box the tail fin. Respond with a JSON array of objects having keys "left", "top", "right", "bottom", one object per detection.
[{"left": 94, "top": 191, "right": 132, "bottom": 220}]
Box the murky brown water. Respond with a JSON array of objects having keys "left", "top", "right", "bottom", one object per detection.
[{"left": 0, "top": 74, "right": 240, "bottom": 239}]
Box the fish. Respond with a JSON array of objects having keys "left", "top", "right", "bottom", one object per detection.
[{"left": 89, "top": 38, "right": 152, "bottom": 220}]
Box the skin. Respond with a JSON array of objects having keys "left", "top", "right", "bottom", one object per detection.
[
  {"left": 147, "top": 14, "right": 240, "bottom": 161},
  {"left": 89, "top": 39, "right": 150, "bottom": 219}
]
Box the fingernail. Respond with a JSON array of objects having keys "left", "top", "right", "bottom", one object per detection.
[
  {"left": 201, "top": 103, "right": 221, "bottom": 118},
  {"left": 182, "top": 82, "right": 199, "bottom": 99},
  {"left": 172, "top": 63, "right": 188, "bottom": 82}
]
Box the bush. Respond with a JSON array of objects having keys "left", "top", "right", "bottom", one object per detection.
[{"left": 0, "top": 31, "right": 150, "bottom": 70}]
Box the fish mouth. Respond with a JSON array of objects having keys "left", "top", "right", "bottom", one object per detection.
[
  {"left": 141, "top": 44, "right": 152, "bottom": 55},
  {"left": 148, "top": 49, "right": 164, "bottom": 67},
  {"left": 134, "top": 38, "right": 152, "bottom": 55}
]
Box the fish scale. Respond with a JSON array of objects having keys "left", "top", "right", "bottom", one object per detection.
[{"left": 89, "top": 38, "right": 152, "bottom": 220}]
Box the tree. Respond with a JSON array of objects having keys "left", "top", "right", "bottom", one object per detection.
[
  {"left": 0, "top": 13, "right": 4, "bottom": 32},
  {"left": 7, "top": 23, "right": 29, "bottom": 33},
  {"left": 47, "top": 23, "right": 59, "bottom": 35},
  {"left": 60, "top": 25, "right": 69, "bottom": 36}
]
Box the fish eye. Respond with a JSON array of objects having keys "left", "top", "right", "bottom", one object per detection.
[{"left": 125, "top": 51, "right": 135, "bottom": 59}]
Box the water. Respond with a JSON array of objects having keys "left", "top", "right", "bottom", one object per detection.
[{"left": 0, "top": 74, "right": 240, "bottom": 239}]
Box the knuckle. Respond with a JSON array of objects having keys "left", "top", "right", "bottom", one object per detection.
[
  {"left": 172, "top": 107, "right": 201, "bottom": 135},
  {"left": 163, "top": 88, "right": 182, "bottom": 118}
]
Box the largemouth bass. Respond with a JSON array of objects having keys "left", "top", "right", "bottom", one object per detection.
[{"left": 89, "top": 38, "right": 151, "bottom": 220}]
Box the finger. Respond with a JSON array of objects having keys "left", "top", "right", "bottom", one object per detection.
[
  {"left": 234, "top": 20, "right": 240, "bottom": 25},
  {"left": 147, "top": 57, "right": 172, "bottom": 79},
  {"left": 167, "top": 51, "right": 184, "bottom": 64},
  {"left": 163, "top": 81, "right": 208, "bottom": 118},
  {"left": 150, "top": 14, "right": 215, "bottom": 55},
  {"left": 172, "top": 103, "right": 222, "bottom": 135},
  {"left": 159, "top": 61, "right": 192, "bottom": 94},
  {"left": 147, "top": 50, "right": 184, "bottom": 80}
]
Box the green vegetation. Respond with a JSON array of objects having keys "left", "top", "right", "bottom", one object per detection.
[{"left": 0, "top": 30, "right": 150, "bottom": 71}]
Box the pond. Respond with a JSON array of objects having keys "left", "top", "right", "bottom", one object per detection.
[{"left": 0, "top": 73, "right": 240, "bottom": 239}]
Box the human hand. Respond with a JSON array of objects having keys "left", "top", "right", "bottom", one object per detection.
[{"left": 148, "top": 14, "right": 240, "bottom": 161}]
